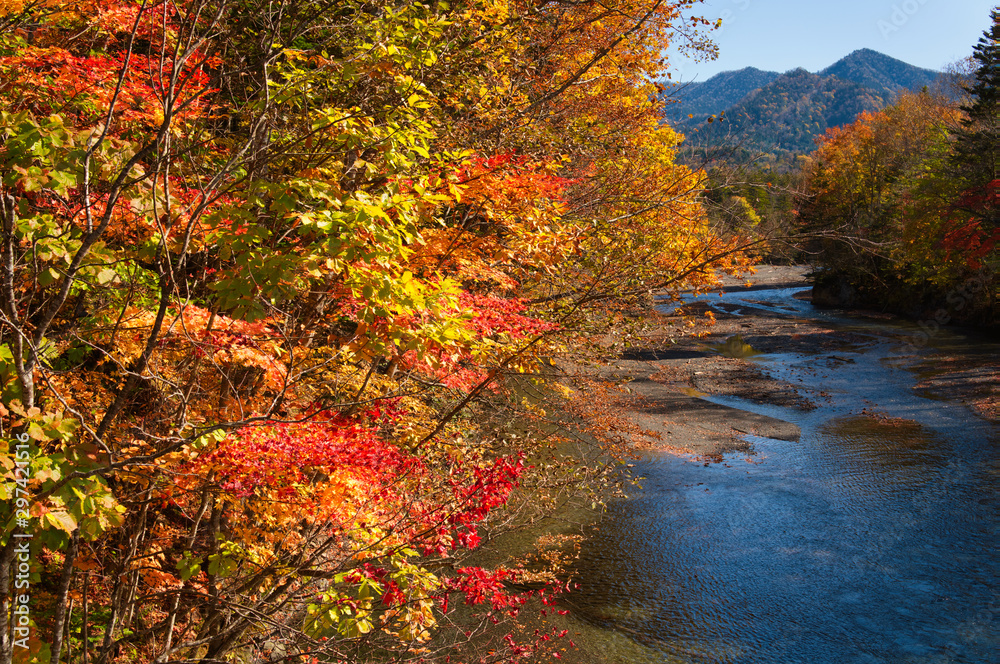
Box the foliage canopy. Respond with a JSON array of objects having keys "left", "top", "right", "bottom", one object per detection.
[{"left": 0, "top": 0, "right": 753, "bottom": 662}]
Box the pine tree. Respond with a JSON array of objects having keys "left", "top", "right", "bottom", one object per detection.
[{"left": 951, "top": 8, "right": 999, "bottom": 229}]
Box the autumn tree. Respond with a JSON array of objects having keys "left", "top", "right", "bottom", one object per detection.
[
  {"left": 799, "top": 91, "right": 960, "bottom": 283},
  {"left": 0, "top": 1, "right": 748, "bottom": 663},
  {"left": 796, "top": 12, "right": 1000, "bottom": 322},
  {"left": 799, "top": 81, "right": 997, "bottom": 322},
  {"left": 950, "top": 7, "right": 1000, "bottom": 232}
]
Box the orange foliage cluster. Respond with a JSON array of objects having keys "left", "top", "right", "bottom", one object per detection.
[
  {"left": 802, "top": 90, "right": 996, "bottom": 293},
  {"left": 0, "top": 0, "right": 748, "bottom": 661}
]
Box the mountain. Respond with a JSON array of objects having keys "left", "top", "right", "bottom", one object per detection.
[
  {"left": 698, "top": 68, "right": 887, "bottom": 155},
  {"left": 819, "top": 48, "right": 941, "bottom": 95},
  {"left": 666, "top": 50, "right": 943, "bottom": 162},
  {"left": 662, "top": 67, "right": 780, "bottom": 124}
]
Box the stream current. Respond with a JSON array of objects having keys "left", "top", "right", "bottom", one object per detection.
[{"left": 560, "top": 286, "right": 999, "bottom": 664}]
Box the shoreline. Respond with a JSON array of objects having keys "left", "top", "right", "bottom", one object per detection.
[
  {"left": 596, "top": 265, "right": 997, "bottom": 458},
  {"left": 480, "top": 264, "right": 997, "bottom": 662}
]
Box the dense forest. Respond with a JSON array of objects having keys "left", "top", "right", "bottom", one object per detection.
[
  {"left": 707, "top": 68, "right": 885, "bottom": 156},
  {"left": 799, "top": 10, "right": 999, "bottom": 326},
  {"left": 0, "top": 1, "right": 759, "bottom": 663}
]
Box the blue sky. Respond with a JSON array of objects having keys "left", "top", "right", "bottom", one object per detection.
[{"left": 669, "top": 0, "right": 997, "bottom": 81}]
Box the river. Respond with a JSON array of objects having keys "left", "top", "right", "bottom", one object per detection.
[{"left": 555, "top": 284, "right": 999, "bottom": 663}]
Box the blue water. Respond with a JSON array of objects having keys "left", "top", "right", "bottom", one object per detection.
[{"left": 565, "top": 288, "right": 999, "bottom": 664}]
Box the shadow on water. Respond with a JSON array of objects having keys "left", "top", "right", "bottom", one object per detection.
[{"left": 557, "top": 287, "right": 999, "bottom": 664}]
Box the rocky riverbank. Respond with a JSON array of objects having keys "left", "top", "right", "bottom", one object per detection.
[
  {"left": 483, "top": 265, "right": 998, "bottom": 663},
  {"left": 595, "top": 265, "right": 997, "bottom": 459}
]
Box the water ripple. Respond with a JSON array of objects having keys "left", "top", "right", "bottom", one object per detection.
[{"left": 564, "top": 288, "right": 999, "bottom": 664}]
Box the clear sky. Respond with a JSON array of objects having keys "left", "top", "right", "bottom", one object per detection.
[{"left": 669, "top": 0, "right": 997, "bottom": 81}]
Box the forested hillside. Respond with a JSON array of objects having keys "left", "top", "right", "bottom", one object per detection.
[
  {"left": 0, "top": 1, "right": 754, "bottom": 663},
  {"left": 704, "top": 68, "right": 886, "bottom": 156},
  {"left": 672, "top": 50, "right": 943, "bottom": 163},
  {"left": 662, "top": 67, "right": 780, "bottom": 124},
  {"left": 818, "top": 48, "right": 941, "bottom": 95}
]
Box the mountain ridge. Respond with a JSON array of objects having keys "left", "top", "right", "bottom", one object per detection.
[
  {"left": 662, "top": 66, "right": 780, "bottom": 124},
  {"left": 819, "top": 48, "right": 941, "bottom": 93},
  {"left": 664, "top": 49, "right": 944, "bottom": 162}
]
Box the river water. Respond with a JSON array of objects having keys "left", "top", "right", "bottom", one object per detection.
[{"left": 558, "top": 286, "right": 999, "bottom": 664}]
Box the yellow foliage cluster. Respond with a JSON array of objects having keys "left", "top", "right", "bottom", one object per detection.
[{"left": 0, "top": 0, "right": 756, "bottom": 661}]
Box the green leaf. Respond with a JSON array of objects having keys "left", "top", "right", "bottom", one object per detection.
[
  {"left": 176, "top": 552, "right": 203, "bottom": 581},
  {"left": 95, "top": 268, "right": 117, "bottom": 285},
  {"left": 37, "top": 267, "right": 61, "bottom": 287},
  {"left": 44, "top": 510, "right": 78, "bottom": 534}
]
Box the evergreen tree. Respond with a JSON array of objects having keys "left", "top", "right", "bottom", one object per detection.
[{"left": 951, "top": 7, "right": 1000, "bottom": 229}]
